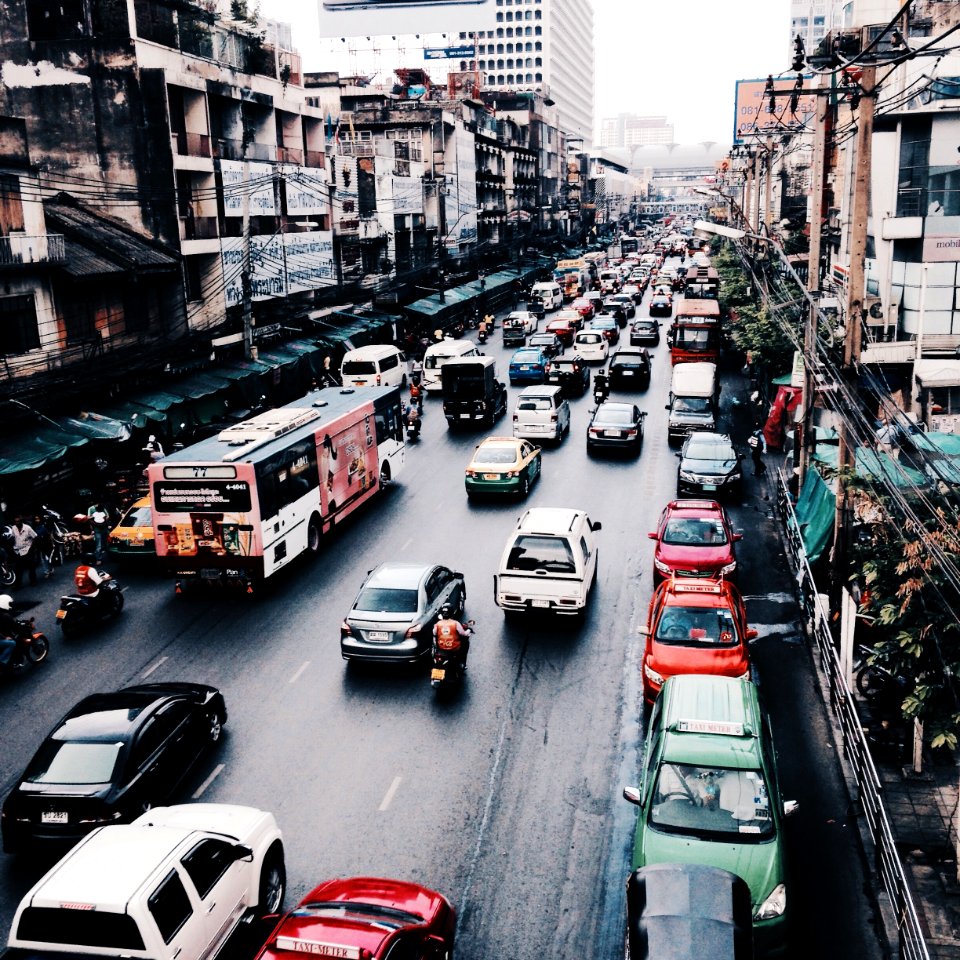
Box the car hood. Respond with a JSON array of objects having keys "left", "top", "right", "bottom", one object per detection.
[
  {"left": 682, "top": 459, "right": 738, "bottom": 476},
  {"left": 656, "top": 543, "right": 734, "bottom": 567},
  {"left": 647, "top": 639, "right": 748, "bottom": 679},
  {"left": 635, "top": 826, "right": 783, "bottom": 907}
]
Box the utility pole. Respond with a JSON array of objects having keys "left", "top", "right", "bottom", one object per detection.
[
  {"left": 763, "top": 135, "right": 774, "bottom": 239},
  {"left": 751, "top": 148, "right": 762, "bottom": 235},
  {"left": 241, "top": 158, "right": 255, "bottom": 360}
]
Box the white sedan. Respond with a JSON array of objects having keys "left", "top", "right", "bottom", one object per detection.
[
  {"left": 506, "top": 311, "right": 539, "bottom": 334},
  {"left": 573, "top": 330, "right": 609, "bottom": 363}
]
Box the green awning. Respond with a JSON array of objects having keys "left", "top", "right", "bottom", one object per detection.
[
  {"left": 791, "top": 468, "right": 835, "bottom": 565},
  {"left": 0, "top": 428, "right": 89, "bottom": 478},
  {"left": 855, "top": 448, "right": 929, "bottom": 489},
  {"left": 130, "top": 389, "right": 192, "bottom": 412},
  {"left": 217, "top": 359, "right": 274, "bottom": 380},
  {"left": 98, "top": 400, "right": 166, "bottom": 429}
]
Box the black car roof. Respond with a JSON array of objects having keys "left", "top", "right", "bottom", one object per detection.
[{"left": 55, "top": 689, "right": 180, "bottom": 741}]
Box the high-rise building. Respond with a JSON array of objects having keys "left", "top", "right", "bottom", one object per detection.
[
  {"left": 599, "top": 114, "right": 674, "bottom": 149},
  {"left": 315, "top": 0, "right": 595, "bottom": 145},
  {"left": 789, "top": 1, "right": 843, "bottom": 58}
]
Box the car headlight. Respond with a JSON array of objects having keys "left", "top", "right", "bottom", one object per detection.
[
  {"left": 643, "top": 663, "right": 664, "bottom": 685},
  {"left": 679, "top": 470, "right": 697, "bottom": 482},
  {"left": 754, "top": 883, "right": 786, "bottom": 920},
  {"left": 720, "top": 561, "right": 737, "bottom": 575},
  {"left": 654, "top": 557, "right": 671, "bottom": 574}
]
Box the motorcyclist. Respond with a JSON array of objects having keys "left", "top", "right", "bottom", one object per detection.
[
  {"left": 593, "top": 369, "right": 610, "bottom": 404},
  {"left": 74, "top": 563, "right": 109, "bottom": 599},
  {"left": 0, "top": 595, "right": 20, "bottom": 670},
  {"left": 432, "top": 604, "right": 472, "bottom": 671},
  {"left": 478, "top": 316, "right": 490, "bottom": 341},
  {"left": 404, "top": 403, "right": 421, "bottom": 440}
]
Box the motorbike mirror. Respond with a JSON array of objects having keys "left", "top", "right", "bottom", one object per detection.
[
  {"left": 623, "top": 786, "right": 641, "bottom": 806},
  {"left": 664, "top": 403, "right": 670, "bottom": 410}
]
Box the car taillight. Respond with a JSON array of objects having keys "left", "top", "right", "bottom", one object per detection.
[
  {"left": 405, "top": 623, "right": 423, "bottom": 639},
  {"left": 550, "top": 414, "right": 558, "bottom": 422},
  {"left": 376, "top": 375, "right": 382, "bottom": 385},
  {"left": 625, "top": 429, "right": 637, "bottom": 437},
  {"left": 589, "top": 427, "right": 601, "bottom": 436},
  {"left": 340, "top": 621, "right": 353, "bottom": 639},
  {"left": 513, "top": 413, "right": 519, "bottom": 421}
]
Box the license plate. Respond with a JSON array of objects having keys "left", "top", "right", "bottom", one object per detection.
[
  {"left": 460, "top": 413, "right": 471, "bottom": 419},
  {"left": 521, "top": 365, "right": 531, "bottom": 370},
  {"left": 484, "top": 473, "right": 500, "bottom": 480},
  {"left": 622, "top": 370, "right": 634, "bottom": 376},
  {"left": 532, "top": 599, "right": 550, "bottom": 608},
  {"left": 701, "top": 483, "right": 717, "bottom": 491},
  {"left": 367, "top": 631, "right": 390, "bottom": 642},
  {"left": 56, "top": 609, "right": 66, "bottom": 619},
  {"left": 431, "top": 667, "right": 446, "bottom": 681},
  {"left": 604, "top": 430, "right": 621, "bottom": 437},
  {"left": 41, "top": 811, "right": 68, "bottom": 824}
]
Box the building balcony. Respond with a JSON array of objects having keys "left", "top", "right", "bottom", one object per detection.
[
  {"left": 213, "top": 138, "right": 276, "bottom": 162},
  {"left": 305, "top": 149, "right": 326, "bottom": 168},
  {"left": 179, "top": 216, "right": 219, "bottom": 242},
  {"left": 0, "top": 233, "right": 65, "bottom": 267},
  {"left": 171, "top": 131, "right": 211, "bottom": 158},
  {"left": 277, "top": 145, "right": 304, "bottom": 164}
]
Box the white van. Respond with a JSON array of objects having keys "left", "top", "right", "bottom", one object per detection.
[
  {"left": 340, "top": 344, "right": 406, "bottom": 388},
  {"left": 666, "top": 361, "right": 719, "bottom": 443},
  {"left": 422, "top": 339, "right": 480, "bottom": 393},
  {"left": 494, "top": 507, "right": 602, "bottom": 616},
  {"left": 513, "top": 385, "right": 571, "bottom": 443},
  {"left": 531, "top": 281, "right": 563, "bottom": 311},
  {"left": 573, "top": 330, "right": 609, "bottom": 363}
]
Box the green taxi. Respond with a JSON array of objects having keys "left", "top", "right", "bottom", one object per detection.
[
  {"left": 465, "top": 436, "right": 541, "bottom": 499},
  {"left": 623, "top": 674, "right": 796, "bottom": 956}
]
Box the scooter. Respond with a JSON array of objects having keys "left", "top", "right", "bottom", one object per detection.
[
  {"left": 56, "top": 574, "right": 124, "bottom": 637},
  {"left": 405, "top": 414, "right": 421, "bottom": 443},
  {"left": 430, "top": 620, "right": 474, "bottom": 693},
  {"left": 593, "top": 376, "right": 610, "bottom": 407},
  {"left": 1, "top": 617, "right": 50, "bottom": 676}
]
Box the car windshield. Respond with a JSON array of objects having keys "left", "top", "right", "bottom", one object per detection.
[
  {"left": 650, "top": 763, "right": 774, "bottom": 840},
  {"left": 673, "top": 397, "right": 713, "bottom": 414},
  {"left": 475, "top": 445, "right": 519, "bottom": 465},
  {"left": 685, "top": 440, "right": 735, "bottom": 461},
  {"left": 662, "top": 518, "right": 728, "bottom": 546},
  {"left": 294, "top": 902, "right": 422, "bottom": 929},
  {"left": 25, "top": 740, "right": 123, "bottom": 785},
  {"left": 655, "top": 604, "right": 739, "bottom": 646},
  {"left": 506, "top": 535, "right": 576, "bottom": 573},
  {"left": 354, "top": 587, "right": 420, "bottom": 613},
  {"left": 119, "top": 505, "right": 152, "bottom": 527},
  {"left": 595, "top": 406, "right": 634, "bottom": 425}
]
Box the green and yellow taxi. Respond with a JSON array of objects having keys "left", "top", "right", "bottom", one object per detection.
[
  {"left": 465, "top": 436, "right": 541, "bottom": 500},
  {"left": 107, "top": 496, "right": 155, "bottom": 558},
  {"left": 623, "top": 674, "right": 796, "bottom": 956}
]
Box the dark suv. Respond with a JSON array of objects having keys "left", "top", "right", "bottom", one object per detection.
[
  {"left": 544, "top": 354, "right": 591, "bottom": 397},
  {"left": 609, "top": 348, "right": 651, "bottom": 390}
]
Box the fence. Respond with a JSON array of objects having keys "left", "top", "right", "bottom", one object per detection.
[{"left": 775, "top": 469, "right": 930, "bottom": 960}]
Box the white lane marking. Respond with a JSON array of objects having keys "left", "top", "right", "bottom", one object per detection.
[
  {"left": 192, "top": 763, "right": 225, "bottom": 799},
  {"left": 379, "top": 776, "right": 402, "bottom": 811},
  {"left": 401, "top": 538, "right": 412, "bottom": 551},
  {"left": 288, "top": 660, "right": 311, "bottom": 684},
  {"left": 141, "top": 657, "right": 167, "bottom": 678}
]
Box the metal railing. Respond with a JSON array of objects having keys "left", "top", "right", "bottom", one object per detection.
[{"left": 774, "top": 470, "right": 930, "bottom": 960}]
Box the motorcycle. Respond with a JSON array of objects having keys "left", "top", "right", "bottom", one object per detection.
[
  {"left": 478, "top": 326, "right": 488, "bottom": 344},
  {"left": 593, "top": 376, "right": 610, "bottom": 407},
  {"left": 405, "top": 415, "right": 421, "bottom": 444},
  {"left": 430, "top": 620, "right": 474, "bottom": 693},
  {"left": 56, "top": 574, "right": 124, "bottom": 637},
  {"left": 2, "top": 618, "right": 50, "bottom": 676}
]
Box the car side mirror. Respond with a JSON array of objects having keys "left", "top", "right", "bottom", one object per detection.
[
  {"left": 783, "top": 800, "right": 799, "bottom": 817},
  {"left": 647, "top": 532, "right": 658, "bottom": 540},
  {"left": 675, "top": 452, "right": 682, "bottom": 458},
  {"left": 234, "top": 844, "right": 254, "bottom": 862},
  {"left": 745, "top": 628, "right": 759, "bottom": 640},
  {"left": 591, "top": 520, "right": 602, "bottom": 531},
  {"left": 664, "top": 403, "right": 670, "bottom": 410},
  {"left": 623, "top": 786, "right": 641, "bottom": 806},
  {"left": 733, "top": 533, "right": 743, "bottom": 542}
]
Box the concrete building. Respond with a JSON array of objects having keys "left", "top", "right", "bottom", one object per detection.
[
  {"left": 599, "top": 114, "right": 674, "bottom": 149},
  {"left": 790, "top": 0, "right": 843, "bottom": 57}
]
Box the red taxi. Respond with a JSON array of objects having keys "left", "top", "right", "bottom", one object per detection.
[
  {"left": 546, "top": 316, "right": 576, "bottom": 346},
  {"left": 641, "top": 578, "right": 755, "bottom": 706},
  {"left": 570, "top": 297, "right": 596, "bottom": 322},
  {"left": 648, "top": 499, "right": 741, "bottom": 584},
  {"left": 255, "top": 877, "right": 455, "bottom": 960}
]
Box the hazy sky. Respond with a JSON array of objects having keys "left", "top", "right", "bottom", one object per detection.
[{"left": 257, "top": 0, "right": 792, "bottom": 145}]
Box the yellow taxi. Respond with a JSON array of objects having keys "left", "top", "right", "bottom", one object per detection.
[
  {"left": 107, "top": 497, "right": 155, "bottom": 558},
  {"left": 465, "top": 436, "right": 542, "bottom": 500}
]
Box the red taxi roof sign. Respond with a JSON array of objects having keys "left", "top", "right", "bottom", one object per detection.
[
  {"left": 671, "top": 499, "right": 719, "bottom": 510},
  {"left": 275, "top": 938, "right": 362, "bottom": 960},
  {"left": 672, "top": 581, "right": 723, "bottom": 595},
  {"left": 676, "top": 718, "right": 744, "bottom": 736}
]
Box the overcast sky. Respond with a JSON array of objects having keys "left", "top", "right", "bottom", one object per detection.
[{"left": 257, "top": 0, "right": 792, "bottom": 146}]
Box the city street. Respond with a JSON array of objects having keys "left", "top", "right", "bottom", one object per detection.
[{"left": 0, "top": 285, "right": 884, "bottom": 959}]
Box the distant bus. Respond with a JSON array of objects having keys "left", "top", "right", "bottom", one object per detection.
[
  {"left": 620, "top": 237, "right": 639, "bottom": 256},
  {"left": 684, "top": 266, "right": 720, "bottom": 299},
  {"left": 148, "top": 387, "right": 404, "bottom": 592},
  {"left": 554, "top": 259, "right": 590, "bottom": 300},
  {"left": 669, "top": 299, "right": 723, "bottom": 365}
]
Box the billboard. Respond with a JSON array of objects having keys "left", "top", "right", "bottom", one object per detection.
[
  {"left": 317, "top": 0, "right": 492, "bottom": 38},
  {"left": 733, "top": 77, "right": 815, "bottom": 145}
]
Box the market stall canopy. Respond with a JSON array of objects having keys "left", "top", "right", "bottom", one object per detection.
[
  {"left": 97, "top": 400, "right": 166, "bottom": 430},
  {"left": 0, "top": 427, "right": 89, "bottom": 477},
  {"left": 58, "top": 412, "right": 132, "bottom": 442},
  {"left": 790, "top": 468, "right": 835, "bottom": 565}
]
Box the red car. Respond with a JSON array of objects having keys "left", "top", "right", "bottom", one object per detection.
[
  {"left": 570, "top": 297, "right": 596, "bottom": 322},
  {"left": 641, "top": 578, "right": 755, "bottom": 705},
  {"left": 648, "top": 499, "right": 741, "bottom": 583},
  {"left": 255, "top": 877, "right": 455, "bottom": 960},
  {"left": 546, "top": 317, "right": 576, "bottom": 346}
]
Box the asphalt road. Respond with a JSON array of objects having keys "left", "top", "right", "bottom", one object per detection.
[{"left": 0, "top": 271, "right": 885, "bottom": 959}]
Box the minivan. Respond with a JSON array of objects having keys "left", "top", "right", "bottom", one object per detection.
[
  {"left": 513, "top": 385, "right": 571, "bottom": 443},
  {"left": 494, "top": 507, "right": 601, "bottom": 616},
  {"left": 531, "top": 282, "right": 563, "bottom": 311},
  {"left": 340, "top": 345, "right": 406, "bottom": 388},
  {"left": 422, "top": 339, "right": 481, "bottom": 393}
]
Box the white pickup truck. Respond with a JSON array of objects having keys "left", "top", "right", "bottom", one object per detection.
[{"left": 7, "top": 804, "right": 284, "bottom": 960}]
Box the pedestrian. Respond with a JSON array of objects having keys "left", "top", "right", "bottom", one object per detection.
[
  {"left": 9, "top": 516, "right": 38, "bottom": 586},
  {"left": 32, "top": 514, "right": 52, "bottom": 579},
  {"left": 88, "top": 503, "right": 110, "bottom": 563},
  {"left": 143, "top": 434, "right": 164, "bottom": 462},
  {"left": 876, "top": 418, "right": 900, "bottom": 460},
  {"left": 748, "top": 428, "right": 767, "bottom": 477}
]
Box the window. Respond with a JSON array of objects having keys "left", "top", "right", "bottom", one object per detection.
[
  {"left": 185, "top": 256, "right": 204, "bottom": 303},
  {"left": 26, "top": 0, "right": 88, "bottom": 40},
  {"left": 16, "top": 908, "right": 144, "bottom": 950},
  {"left": 507, "top": 58, "right": 514, "bottom": 67},
  {"left": 506, "top": 42, "right": 513, "bottom": 52},
  {"left": 506, "top": 10, "right": 513, "bottom": 19},
  {"left": 535, "top": 57, "right": 542, "bottom": 66},
  {"left": 525, "top": 10, "right": 532, "bottom": 18},
  {"left": 133, "top": 702, "right": 189, "bottom": 767},
  {"left": 524, "top": 41, "right": 531, "bottom": 51},
  {"left": 896, "top": 115, "right": 931, "bottom": 216},
  {"left": 496, "top": 13, "right": 502, "bottom": 22},
  {"left": 534, "top": 40, "right": 541, "bottom": 48},
  {"left": 0, "top": 294, "right": 40, "bottom": 355},
  {"left": 506, "top": 535, "right": 575, "bottom": 572},
  {"left": 497, "top": 42, "right": 503, "bottom": 52},
  {"left": 148, "top": 871, "right": 193, "bottom": 944},
  {"left": 181, "top": 839, "right": 237, "bottom": 900},
  {"left": 507, "top": 74, "right": 514, "bottom": 84}
]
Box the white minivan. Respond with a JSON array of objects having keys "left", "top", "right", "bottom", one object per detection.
[
  {"left": 340, "top": 344, "right": 406, "bottom": 388},
  {"left": 574, "top": 330, "right": 609, "bottom": 363},
  {"left": 513, "top": 385, "right": 571, "bottom": 443},
  {"left": 422, "top": 339, "right": 480, "bottom": 392},
  {"left": 494, "top": 507, "right": 602, "bottom": 617},
  {"left": 531, "top": 281, "right": 563, "bottom": 311}
]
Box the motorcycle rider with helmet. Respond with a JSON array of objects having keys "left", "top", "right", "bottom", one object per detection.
[
  {"left": 0, "top": 595, "right": 21, "bottom": 671},
  {"left": 593, "top": 368, "right": 610, "bottom": 405},
  {"left": 74, "top": 563, "right": 109, "bottom": 599},
  {"left": 432, "top": 604, "right": 472, "bottom": 672}
]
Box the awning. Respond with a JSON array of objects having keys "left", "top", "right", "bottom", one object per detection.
[
  {"left": 790, "top": 468, "right": 835, "bottom": 565},
  {"left": 129, "top": 389, "right": 193, "bottom": 412},
  {"left": 0, "top": 428, "right": 89, "bottom": 478},
  {"left": 97, "top": 400, "right": 167, "bottom": 430},
  {"left": 58, "top": 412, "right": 132, "bottom": 442}
]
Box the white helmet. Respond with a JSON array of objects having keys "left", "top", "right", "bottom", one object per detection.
[
  {"left": 0, "top": 595, "right": 12, "bottom": 611},
  {"left": 148, "top": 435, "right": 156, "bottom": 443}
]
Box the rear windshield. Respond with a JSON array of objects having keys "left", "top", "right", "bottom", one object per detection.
[
  {"left": 16, "top": 907, "right": 146, "bottom": 950},
  {"left": 506, "top": 535, "right": 576, "bottom": 573},
  {"left": 354, "top": 587, "right": 419, "bottom": 613},
  {"left": 119, "top": 505, "right": 152, "bottom": 527},
  {"left": 518, "top": 398, "right": 552, "bottom": 411},
  {"left": 342, "top": 361, "right": 377, "bottom": 375},
  {"left": 475, "top": 446, "right": 519, "bottom": 465},
  {"left": 578, "top": 334, "right": 603, "bottom": 344},
  {"left": 596, "top": 407, "right": 634, "bottom": 425},
  {"left": 25, "top": 740, "right": 123, "bottom": 785}
]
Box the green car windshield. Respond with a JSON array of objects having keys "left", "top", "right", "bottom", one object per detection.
[{"left": 650, "top": 762, "right": 774, "bottom": 841}]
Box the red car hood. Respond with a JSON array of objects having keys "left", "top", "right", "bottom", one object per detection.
[
  {"left": 648, "top": 639, "right": 749, "bottom": 681},
  {"left": 656, "top": 543, "right": 734, "bottom": 573}
]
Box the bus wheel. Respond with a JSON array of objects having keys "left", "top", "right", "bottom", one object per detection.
[
  {"left": 307, "top": 514, "right": 322, "bottom": 555},
  {"left": 379, "top": 462, "right": 391, "bottom": 491}
]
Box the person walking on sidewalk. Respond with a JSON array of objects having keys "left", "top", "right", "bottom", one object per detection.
[
  {"left": 748, "top": 427, "right": 767, "bottom": 477},
  {"left": 9, "top": 516, "right": 38, "bottom": 586},
  {"left": 88, "top": 503, "right": 110, "bottom": 563}
]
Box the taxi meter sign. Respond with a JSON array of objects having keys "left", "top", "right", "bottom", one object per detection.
[
  {"left": 275, "top": 938, "right": 361, "bottom": 960},
  {"left": 676, "top": 718, "right": 745, "bottom": 737},
  {"left": 733, "top": 76, "right": 815, "bottom": 145}
]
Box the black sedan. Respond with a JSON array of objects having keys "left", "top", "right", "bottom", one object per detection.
[
  {"left": 609, "top": 348, "right": 651, "bottom": 390},
  {"left": 587, "top": 401, "right": 646, "bottom": 454},
  {"left": 1, "top": 683, "right": 227, "bottom": 853},
  {"left": 677, "top": 432, "right": 744, "bottom": 499},
  {"left": 340, "top": 562, "right": 465, "bottom": 665},
  {"left": 545, "top": 354, "right": 591, "bottom": 397},
  {"left": 630, "top": 318, "right": 661, "bottom": 347},
  {"left": 528, "top": 332, "right": 564, "bottom": 358},
  {"left": 649, "top": 294, "right": 673, "bottom": 317}
]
